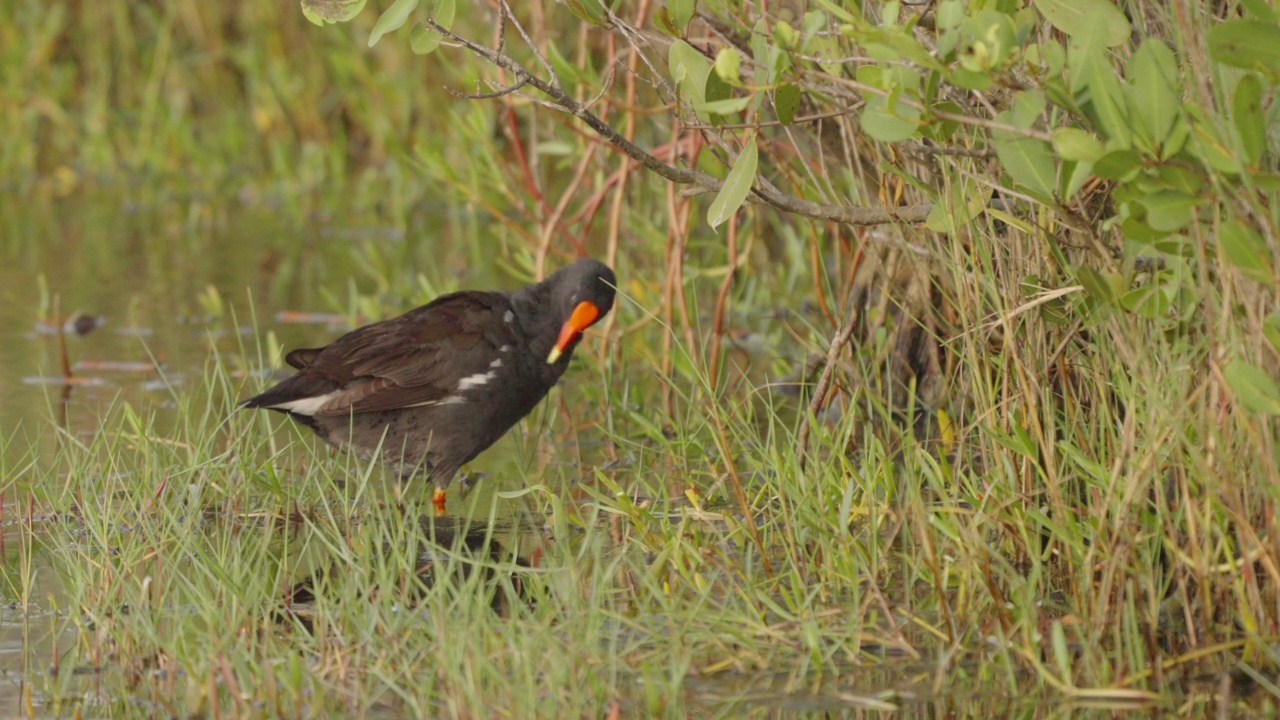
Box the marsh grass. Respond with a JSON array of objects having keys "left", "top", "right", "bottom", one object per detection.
[{"left": 8, "top": 287, "right": 1272, "bottom": 716}]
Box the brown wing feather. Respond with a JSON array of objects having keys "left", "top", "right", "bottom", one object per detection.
[
  {"left": 285, "top": 347, "right": 324, "bottom": 369},
  {"left": 305, "top": 292, "right": 515, "bottom": 416}
]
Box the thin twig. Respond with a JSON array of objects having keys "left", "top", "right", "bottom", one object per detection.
[
  {"left": 423, "top": 19, "right": 933, "bottom": 228},
  {"left": 496, "top": 0, "right": 559, "bottom": 89},
  {"left": 444, "top": 76, "right": 528, "bottom": 100}
]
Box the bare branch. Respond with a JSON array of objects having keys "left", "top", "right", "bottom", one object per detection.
[
  {"left": 423, "top": 19, "right": 933, "bottom": 227},
  {"left": 445, "top": 76, "right": 529, "bottom": 100}
]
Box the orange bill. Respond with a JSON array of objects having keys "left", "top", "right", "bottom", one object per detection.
[
  {"left": 546, "top": 300, "right": 601, "bottom": 364},
  {"left": 433, "top": 488, "right": 448, "bottom": 515}
]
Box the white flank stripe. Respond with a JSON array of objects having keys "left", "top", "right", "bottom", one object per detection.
[
  {"left": 270, "top": 391, "right": 341, "bottom": 416},
  {"left": 503, "top": 310, "right": 515, "bottom": 323},
  {"left": 489, "top": 358, "right": 503, "bottom": 368},
  {"left": 402, "top": 399, "right": 440, "bottom": 409},
  {"left": 404, "top": 395, "right": 466, "bottom": 408},
  {"left": 457, "top": 371, "right": 496, "bottom": 391},
  {"left": 499, "top": 344, "right": 512, "bottom": 353}
]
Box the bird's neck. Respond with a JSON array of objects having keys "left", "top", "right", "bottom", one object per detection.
[{"left": 507, "top": 281, "right": 567, "bottom": 366}]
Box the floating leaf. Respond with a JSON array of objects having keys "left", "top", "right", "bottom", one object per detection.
[
  {"left": 1224, "top": 360, "right": 1280, "bottom": 416},
  {"left": 708, "top": 136, "right": 758, "bottom": 230},
  {"left": 368, "top": 0, "right": 419, "bottom": 47}
]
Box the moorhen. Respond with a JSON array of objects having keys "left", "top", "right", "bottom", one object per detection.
[{"left": 244, "top": 259, "right": 616, "bottom": 512}]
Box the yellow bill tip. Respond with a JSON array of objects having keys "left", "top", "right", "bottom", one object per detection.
[{"left": 546, "top": 346, "right": 563, "bottom": 364}]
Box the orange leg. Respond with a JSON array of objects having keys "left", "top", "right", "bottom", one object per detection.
[{"left": 432, "top": 488, "right": 447, "bottom": 515}]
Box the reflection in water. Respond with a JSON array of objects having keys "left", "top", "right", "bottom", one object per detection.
[{"left": 283, "top": 517, "right": 531, "bottom": 632}]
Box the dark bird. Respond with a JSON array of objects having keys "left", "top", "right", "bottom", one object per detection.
[{"left": 244, "top": 259, "right": 616, "bottom": 513}]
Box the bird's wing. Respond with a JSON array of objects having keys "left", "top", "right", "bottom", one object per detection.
[{"left": 308, "top": 291, "right": 516, "bottom": 416}]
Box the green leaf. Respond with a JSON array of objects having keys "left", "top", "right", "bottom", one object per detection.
[
  {"left": 1008, "top": 90, "right": 1046, "bottom": 129},
  {"left": 1234, "top": 73, "right": 1265, "bottom": 165},
  {"left": 774, "top": 20, "right": 800, "bottom": 50},
  {"left": 562, "top": 0, "right": 606, "bottom": 26},
  {"left": 1264, "top": 313, "right": 1280, "bottom": 351},
  {"left": 750, "top": 19, "right": 776, "bottom": 85},
  {"left": 1242, "top": 0, "right": 1280, "bottom": 23},
  {"left": 936, "top": 0, "right": 964, "bottom": 56},
  {"left": 1209, "top": 20, "right": 1280, "bottom": 73},
  {"left": 695, "top": 97, "right": 752, "bottom": 116},
  {"left": 805, "top": 33, "right": 846, "bottom": 74},
  {"left": 773, "top": 84, "right": 801, "bottom": 125},
  {"left": 1093, "top": 149, "right": 1142, "bottom": 181},
  {"left": 958, "top": 10, "right": 1017, "bottom": 73},
  {"left": 1126, "top": 39, "right": 1181, "bottom": 156},
  {"left": 1141, "top": 190, "right": 1200, "bottom": 232},
  {"left": 713, "top": 48, "right": 742, "bottom": 85},
  {"left": 1120, "top": 278, "right": 1173, "bottom": 319},
  {"left": 1187, "top": 112, "right": 1243, "bottom": 174},
  {"left": 667, "top": 0, "right": 695, "bottom": 34},
  {"left": 802, "top": 10, "right": 827, "bottom": 45},
  {"left": 1061, "top": 159, "right": 1094, "bottom": 199},
  {"left": 993, "top": 134, "right": 1056, "bottom": 198},
  {"left": 926, "top": 177, "right": 986, "bottom": 233},
  {"left": 1076, "top": 266, "right": 1120, "bottom": 304},
  {"left": 1224, "top": 360, "right": 1280, "bottom": 416},
  {"left": 860, "top": 95, "right": 921, "bottom": 142},
  {"left": 1032, "top": 0, "right": 1130, "bottom": 47},
  {"left": 708, "top": 136, "right": 758, "bottom": 230},
  {"left": 409, "top": 0, "right": 455, "bottom": 55},
  {"left": 704, "top": 68, "right": 731, "bottom": 104},
  {"left": 1220, "top": 219, "right": 1276, "bottom": 283},
  {"left": 368, "top": 0, "right": 418, "bottom": 47},
  {"left": 1068, "top": 22, "right": 1130, "bottom": 147},
  {"left": 669, "top": 40, "right": 711, "bottom": 110},
  {"left": 993, "top": 104, "right": 1055, "bottom": 200},
  {"left": 1053, "top": 127, "right": 1103, "bottom": 162},
  {"left": 302, "top": 0, "right": 368, "bottom": 26}
]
